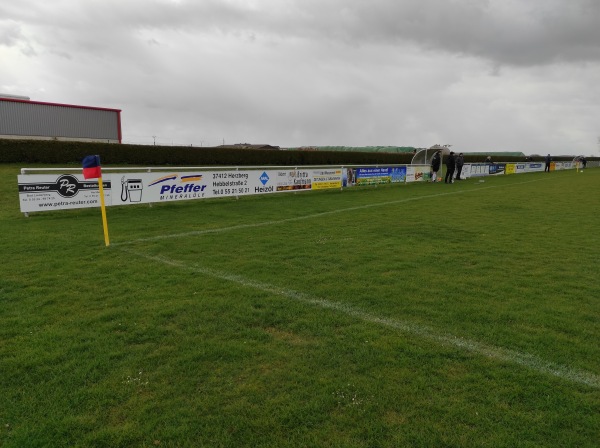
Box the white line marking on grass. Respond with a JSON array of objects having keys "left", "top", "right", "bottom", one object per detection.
[
  {"left": 114, "top": 177, "right": 546, "bottom": 246},
  {"left": 119, "top": 247, "right": 600, "bottom": 389}
]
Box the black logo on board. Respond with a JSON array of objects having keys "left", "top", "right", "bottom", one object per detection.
[{"left": 18, "top": 175, "right": 111, "bottom": 197}]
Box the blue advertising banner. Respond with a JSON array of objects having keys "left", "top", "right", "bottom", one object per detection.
[
  {"left": 489, "top": 163, "right": 506, "bottom": 175},
  {"left": 390, "top": 166, "right": 407, "bottom": 183},
  {"left": 354, "top": 166, "right": 407, "bottom": 185},
  {"left": 355, "top": 167, "right": 391, "bottom": 185}
]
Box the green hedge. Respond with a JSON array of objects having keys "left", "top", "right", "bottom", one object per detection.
[
  {"left": 0, "top": 140, "right": 414, "bottom": 166},
  {"left": 0, "top": 139, "right": 593, "bottom": 166}
]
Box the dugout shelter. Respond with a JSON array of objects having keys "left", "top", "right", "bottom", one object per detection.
[{"left": 411, "top": 144, "right": 452, "bottom": 165}]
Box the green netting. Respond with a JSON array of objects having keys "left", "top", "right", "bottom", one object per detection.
[{"left": 289, "top": 146, "right": 418, "bottom": 153}]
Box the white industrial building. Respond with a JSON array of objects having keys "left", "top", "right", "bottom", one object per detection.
[{"left": 0, "top": 94, "right": 122, "bottom": 143}]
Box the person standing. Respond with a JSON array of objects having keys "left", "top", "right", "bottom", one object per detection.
[
  {"left": 430, "top": 151, "right": 441, "bottom": 182},
  {"left": 581, "top": 156, "right": 587, "bottom": 169},
  {"left": 455, "top": 152, "right": 464, "bottom": 180},
  {"left": 445, "top": 151, "right": 456, "bottom": 183},
  {"left": 545, "top": 154, "right": 552, "bottom": 172}
]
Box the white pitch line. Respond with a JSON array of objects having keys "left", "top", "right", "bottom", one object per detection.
[
  {"left": 114, "top": 177, "right": 545, "bottom": 246},
  {"left": 119, "top": 246, "right": 600, "bottom": 389}
]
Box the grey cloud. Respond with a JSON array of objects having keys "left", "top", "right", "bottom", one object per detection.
[
  {"left": 95, "top": 0, "right": 600, "bottom": 67},
  {"left": 0, "top": 20, "right": 36, "bottom": 56},
  {"left": 2, "top": 0, "right": 599, "bottom": 154},
  {"left": 239, "top": 1, "right": 600, "bottom": 66},
  {"left": 8, "top": 1, "right": 600, "bottom": 66},
  {"left": 0, "top": 21, "right": 22, "bottom": 47},
  {"left": 279, "top": 0, "right": 600, "bottom": 66}
]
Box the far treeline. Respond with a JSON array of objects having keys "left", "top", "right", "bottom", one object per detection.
[{"left": 0, "top": 140, "right": 592, "bottom": 166}]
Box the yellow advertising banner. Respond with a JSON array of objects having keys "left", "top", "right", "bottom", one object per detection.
[
  {"left": 312, "top": 169, "right": 343, "bottom": 190},
  {"left": 506, "top": 164, "right": 516, "bottom": 174},
  {"left": 313, "top": 180, "right": 342, "bottom": 190}
]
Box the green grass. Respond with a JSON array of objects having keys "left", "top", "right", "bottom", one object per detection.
[{"left": 1, "top": 164, "right": 599, "bottom": 447}]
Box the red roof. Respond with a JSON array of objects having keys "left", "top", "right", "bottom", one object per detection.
[{"left": 0, "top": 96, "right": 121, "bottom": 113}]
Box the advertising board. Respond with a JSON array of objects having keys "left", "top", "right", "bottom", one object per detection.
[
  {"left": 17, "top": 174, "right": 111, "bottom": 213},
  {"left": 18, "top": 168, "right": 345, "bottom": 213}
]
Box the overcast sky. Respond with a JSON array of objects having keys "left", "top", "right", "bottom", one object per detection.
[{"left": 2, "top": 0, "right": 599, "bottom": 155}]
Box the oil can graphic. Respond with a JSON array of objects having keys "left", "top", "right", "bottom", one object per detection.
[{"left": 120, "top": 176, "right": 143, "bottom": 202}]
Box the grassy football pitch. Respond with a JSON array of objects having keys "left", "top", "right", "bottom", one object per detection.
[{"left": 1, "top": 164, "right": 599, "bottom": 447}]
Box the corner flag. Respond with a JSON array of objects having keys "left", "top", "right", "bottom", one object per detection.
[
  {"left": 82, "top": 155, "right": 110, "bottom": 246},
  {"left": 82, "top": 155, "right": 102, "bottom": 179}
]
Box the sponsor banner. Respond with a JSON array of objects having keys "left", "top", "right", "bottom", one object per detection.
[
  {"left": 114, "top": 169, "right": 276, "bottom": 205},
  {"left": 355, "top": 167, "right": 392, "bottom": 185},
  {"left": 23, "top": 160, "right": 575, "bottom": 214},
  {"left": 342, "top": 168, "right": 355, "bottom": 187},
  {"left": 515, "top": 164, "right": 526, "bottom": 174},
  {"left": 353, "top": 166, "right": 405, "bottom": 185},
  {"left": 208, "top": 169, "right": 275, "bottom": 197},
  {"left": 276, "top": 169, "right": 312, "bottom": 191},
  {"left": 116, "top": 168, "right": 340, "bottom": 205},
  {"left": 20, "top": 167, "right": 344, "bottom": 212},
  {"left": 526, "top": 163, "right": 544, "bottom": 172},
  {"left": 311, "top": 168, "right": 343, "bottom": 190},
  {"left": 390, "top": 166, "right": 407, "bottom": 183},
  {"left": 406, "top": 165, "right": 427, "bottom": 183},
  {"left": 468, "top": 164, "right": 489, "bottom": 177},
  {"left": 116, "top": 171, "right": 210, "bottom": 205},
  {"left": 458, "top": 164, "right": 472, "bottom": 179},
  {"left": 489, "top": 163, "right": 506, "bottom": 175},
  {"left": 553, "top": 161, "right": 573, "bottom": 171},
  {"left": 18, "top": 174, "right": 111, "bottom": 212}
]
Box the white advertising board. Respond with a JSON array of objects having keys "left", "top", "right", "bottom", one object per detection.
[
  {"left": 113, "top": 168, "right": 342, "bottom": 206},
  {"left": 275, "top": 168, "right": 313, "bottom": 191},
  {"left": 114, "top": 169, "right": 268, "bottom": 206},
  {"left": 468, "top": 164, "right": 489, "bottom": 177},
  {"left": 525, "top": 163, "right": 545, "bottom": 173},
  {"left": 18, "top": 174, "right": 112, "bottom": 213},
  {"left": 514, "top": 164, "right": 527, "bottom": 174},
  {"left": 18, "top": 168, "right": 344, "bottom": 213},
  {"left": 459, "top": 164, "right": 472, "bottom": 179},
  {"left": 21, "top": 161, "right": 571, "bottom": 214},
  {"left": 554, "top": 161, "right": 572, "bottom": 170},
  {"left": 406, "top": 165, "right": 427, "bottom": 183}
]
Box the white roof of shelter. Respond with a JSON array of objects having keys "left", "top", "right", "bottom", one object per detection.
[{"left": 411, "top": 145, "right": 452, "bottom": 165}]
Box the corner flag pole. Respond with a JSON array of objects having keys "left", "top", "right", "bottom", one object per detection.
[
  {"left": 82, "top": 155, "right": 110, "bottom": 247},
  {"left": 97, "top": 175, "right": 110, "bottom": 246}
]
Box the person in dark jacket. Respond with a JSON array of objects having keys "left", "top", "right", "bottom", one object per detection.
[
  {"left": 455, "top": 153, "right": 464, "bottom": 180},
  {"left": 445, "top": 151, "right": 456, "bottom": 183},
  {"left": 545, "top": 154, "right": 552, "bottom": 172},
  {"left": 430, "top": 151, "right": 441, "bottom": 182}
]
